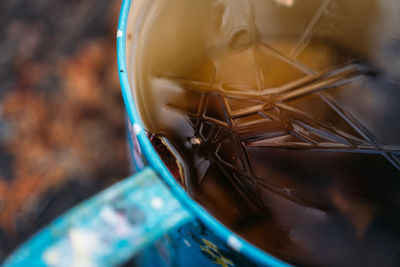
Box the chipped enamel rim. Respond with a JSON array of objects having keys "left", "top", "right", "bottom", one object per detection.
[{"left": 117, "top": 1, "right": 290, "bottom": 266}]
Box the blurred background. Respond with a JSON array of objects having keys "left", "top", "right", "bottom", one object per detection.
[{"left": 0, "top": 0, "right": 130, "bottom": 261}]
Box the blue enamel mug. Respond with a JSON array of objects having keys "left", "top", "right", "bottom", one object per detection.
[
  {"left": 5, "top": 0, "right": 400, "bottom": 266},
  {"left": 2, "top": 0, "right": 289, "bottom": 266}
]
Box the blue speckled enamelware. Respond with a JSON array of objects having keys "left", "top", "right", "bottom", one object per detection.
[{"left": 2, "top": 1, "right": 290, "bottom": 266}]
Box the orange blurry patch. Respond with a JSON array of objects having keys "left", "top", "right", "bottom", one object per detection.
[{"left": 0, "top": 39, "right": 128, "bottom": 231}]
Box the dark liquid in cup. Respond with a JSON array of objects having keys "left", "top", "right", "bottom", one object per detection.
[{"left": 133, "top": 0, "right": 400, "bottom": 265}]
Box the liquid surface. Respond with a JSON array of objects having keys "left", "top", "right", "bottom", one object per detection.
[{"left": 132, "top": 0, "right": 400, "bottom": 266}]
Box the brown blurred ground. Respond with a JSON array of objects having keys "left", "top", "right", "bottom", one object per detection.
[{"left": 0, "top": 0, "right": 129, "bottom": 260}]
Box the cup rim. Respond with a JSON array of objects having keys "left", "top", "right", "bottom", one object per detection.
[{"left": 117, "top": 1, "right": 290, "bottom": 266}]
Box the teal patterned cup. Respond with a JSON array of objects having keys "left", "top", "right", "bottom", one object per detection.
[
  {"left": 2, "top": 0, "right": 289, "bottom": 266},
  {"left": 7, "top": 0, "right": 400, "bottom": 265}
]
